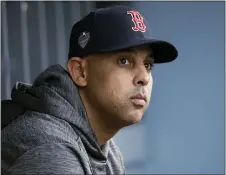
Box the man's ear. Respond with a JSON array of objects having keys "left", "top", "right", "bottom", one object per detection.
[{"left": 67, "top": 57, "right": 88, "bottom": 87}]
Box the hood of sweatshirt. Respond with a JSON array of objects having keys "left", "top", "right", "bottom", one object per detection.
[{"left": 2, "top": 64, "right": 109, "bottom": 162}]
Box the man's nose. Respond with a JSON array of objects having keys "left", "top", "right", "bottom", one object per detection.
[{"left": 133, "top": 65, "right": 151, "bottom": 87}]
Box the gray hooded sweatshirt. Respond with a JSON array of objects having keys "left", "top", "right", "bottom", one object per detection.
[{"left": 1, "top": 64, "right": 125, "bottom": 174}]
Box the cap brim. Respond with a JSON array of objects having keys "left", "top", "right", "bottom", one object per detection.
[
  {"left": 120, "top": 38, "right": 178, "bottom": 63},
  {"left": 86, "top": 38, "right": 178, "bottom": 63},
  {"left": 146, "top": 39, "right": 178, "bottom": 63}
]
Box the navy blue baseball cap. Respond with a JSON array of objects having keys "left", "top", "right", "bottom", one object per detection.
[{"left": 68, "top": 6, "right": 178, "bottom": 63}]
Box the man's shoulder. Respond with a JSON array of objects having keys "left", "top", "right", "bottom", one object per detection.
[
  {"left": 3, "top": 110, "right": 80, "bottom": 144},
  {"left": 2, "top": 110, "right": 78, "bottom": 144},
  {"left": 1, "top": 110, "right": 85, "bottom": 172},
  {"left": 4, "top": 142, "right": 89, "bottom": 174}
]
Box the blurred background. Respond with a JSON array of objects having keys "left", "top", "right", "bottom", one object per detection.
[{"left": 1, "top": 1, "right": 225, "bottom": 174}]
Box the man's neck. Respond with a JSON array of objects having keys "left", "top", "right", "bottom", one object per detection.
[
  {"left": 87, "top": 112, "right": 119, "bottom": 146},
  {"left": 79, "top": 90, "right": 119, "bottom": 146}
]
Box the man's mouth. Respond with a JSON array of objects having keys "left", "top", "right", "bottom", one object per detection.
[{"left": 130, "top": 93, "right": 147, "bottom": 106}]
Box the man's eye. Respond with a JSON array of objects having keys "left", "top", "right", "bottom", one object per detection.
[
  {"left": 144, "top": 63, "right": 154, "bottom": 70},
  {"left": 119, "top": 58, "right": 130, "bottom": 65}
]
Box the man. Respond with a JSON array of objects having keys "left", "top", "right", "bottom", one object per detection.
[{"left": 1, "top": 5, "right": 178, "bottom": 174}]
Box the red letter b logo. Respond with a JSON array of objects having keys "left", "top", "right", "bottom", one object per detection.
[{"left": 127, "top": 11, "right": 146, "bottom": 32}]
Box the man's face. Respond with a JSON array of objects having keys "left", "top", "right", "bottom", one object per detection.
[{"left": 84, "top": 45, "right": 153, "bottom": 127}]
